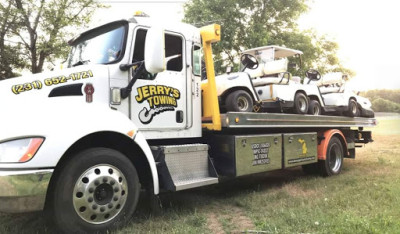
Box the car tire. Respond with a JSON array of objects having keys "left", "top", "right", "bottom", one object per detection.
[
  {"left": 294, "top": 92, "right": 309, "bottom": 114},
  {"left": 346, "top": 99, "right": 359, "bottom": 117},
  {"left": 48, "top": 148, "right": 140, "bottom": 233},
  {"left": 308, "top": 100, "right": 321, "bottom": 115},
  {"left": 225, "top": 90, "right": 253, "bottom": 112}
]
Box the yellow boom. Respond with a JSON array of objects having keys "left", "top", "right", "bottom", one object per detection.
[{"left": 200, "top": 24, "right": 221, "bottom": 131}]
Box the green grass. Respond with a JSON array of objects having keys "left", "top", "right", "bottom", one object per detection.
[{"left": 1, "top": 114, "right": 399, "bottom": 233}]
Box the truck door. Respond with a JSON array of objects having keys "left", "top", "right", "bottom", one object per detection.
[{"left": 130, "top": 28, "right": 188, "bottom": 130}]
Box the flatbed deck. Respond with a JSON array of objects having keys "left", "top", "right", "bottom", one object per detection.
[{"left": 220, "top": 112, "right": 377, "bottom": 128}]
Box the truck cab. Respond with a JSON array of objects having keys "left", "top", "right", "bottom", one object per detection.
[{"left": 67, "top": 17, "right": 205, "bottom": 139}]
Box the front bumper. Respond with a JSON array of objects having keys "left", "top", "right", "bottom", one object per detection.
[{"left": 0, "top": 169, "right": 53, "bottom": 213}]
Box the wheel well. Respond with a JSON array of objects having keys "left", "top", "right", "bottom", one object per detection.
[
  {"left": 220, "top": 87, "right": 256, "bottom": 105},
  {"left": 294, "top": 90, "right": 307, "bottom": 99},
  {"left": 318, "top": 130, "right": 348, "bottom": 160},
  {"left": 45, "top": 131, "right": 153, "bottom": 208},
  {"left": 308, "top": 95, "right": 320, "bottom": 102},
  {"left": 332, "top": 133, "right": 348, "bottom": 157}
]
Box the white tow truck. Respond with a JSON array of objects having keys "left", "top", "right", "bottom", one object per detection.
[{"left": 0, "top": 16, "right": 375, "bottom": 233}]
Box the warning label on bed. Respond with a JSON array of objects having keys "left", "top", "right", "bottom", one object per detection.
[{"left": 252, "top": 143, "right": 270, "bottom": 166}]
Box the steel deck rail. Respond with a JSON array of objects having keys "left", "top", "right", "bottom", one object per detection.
[{"left": 220, "top": 112, "right": 377, "bottom": 128}]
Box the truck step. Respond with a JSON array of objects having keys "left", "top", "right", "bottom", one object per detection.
[{"left": 152, "top": 144, "right": 218, "bottom": 191}]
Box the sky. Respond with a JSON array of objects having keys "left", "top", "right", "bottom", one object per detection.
[{"left": 92, "top": 0, "right": 400, "bottom": 91}]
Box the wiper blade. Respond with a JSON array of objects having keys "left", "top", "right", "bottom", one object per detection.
[{"left": 72, "top": 60, "right": 90, "bottom": 67}]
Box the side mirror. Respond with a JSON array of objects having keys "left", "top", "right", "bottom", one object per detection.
[{"left": 144, "top": 26, "right": 165, "bottom": 74}]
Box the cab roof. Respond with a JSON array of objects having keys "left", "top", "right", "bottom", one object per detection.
[
  {"left": 69, "top": 16, "right": 201, "bottom": 45},
  {"left": 242, "top": 45, "right": 303, "bottom": 58}
]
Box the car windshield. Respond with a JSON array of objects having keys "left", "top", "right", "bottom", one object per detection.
[{"left": 67, "top": 25, "right": 126, "bottom": 67}]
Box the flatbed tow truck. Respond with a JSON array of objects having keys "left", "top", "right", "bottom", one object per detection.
[{"left": 0, "top": 15, "right": 375, "bottom": 233}]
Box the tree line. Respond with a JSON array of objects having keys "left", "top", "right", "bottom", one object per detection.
[
  {"left": 2, "top": 0, "right": 352, "bottom": 80},
  {"left": 360, "top": 89, "right": 400, "bottom": 113},
  {"left": 0, "top": 0, "right": 102, "bottom": 80},
  {"left": 183, "top": 0, "right": 354, "bottom": 77}
]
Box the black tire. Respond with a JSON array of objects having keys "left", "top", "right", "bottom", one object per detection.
[
  {"left": 319, "top": 136, "right": 344, "bottom": 177},
  {"left": 294, "top": 92, "right": 309, "bottom": 114},
  {"left": 48, "top": 148, "right": 140, "bottom": 233},
  {"left": 346, "top": 99, "right": 359, "bottom": 117},
  {"left": 356, "top": 107, "right": 361, "bottom": 117},
  {"left": 308, "top": 100, "right": 321, "bottom": 115},
  {"left": 302, "top": 163, "right": 319, "bottom": 175},
  {"left": 225, "top": 90, "right": 253, "bottom": 112}
]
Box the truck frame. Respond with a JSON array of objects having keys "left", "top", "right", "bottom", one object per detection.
[{"left": 0, "top": 16, "right": 375, "bottom": 233}]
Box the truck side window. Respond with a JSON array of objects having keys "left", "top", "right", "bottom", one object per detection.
[
  {"left": 192, "top": 45, "right": 202, "bottom": 76},
  {"left": 132, "top": 29, "right": 183, "bottom": 72},
  {"left": 165, "top": 34, "right": 183, "bottom": 72},
  {"left": 132, "top": 28, "right": 147, "bottom": 62}
]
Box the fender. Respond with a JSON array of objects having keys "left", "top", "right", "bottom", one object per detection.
[
  {"left": 211, "top": 72, "right": 259, "bottom": 102},
  {"left": 0, "top": 99, "right": 159, "bottom": 194},
  {"left": 133, "top": 131, "right": 159, "bottom": 194},
  {"left": 317, "top": 129, "right": 348, "bottom": 160}
]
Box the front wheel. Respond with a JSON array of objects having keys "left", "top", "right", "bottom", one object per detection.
[
  {"left": 48, "top": 148, "right": 140, "bottom": 233},
  {"left": 225, "top": 90, "right": 254, "bottom": 112},
  {"left": 294, "top": 92, "right": 309, "bottom": 114},
  {"left": 319, "top": 136, "right": 344, "bottom": 176},
  {"left": 346, "top": 99, "right": 359, "bottom": 117}
]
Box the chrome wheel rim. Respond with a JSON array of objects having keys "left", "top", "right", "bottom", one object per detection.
[
  {"left": 237, "top": 96, "right": 249, "bottom": 111},
  {"left": 313, "top": 105, "right": 320, "bottom": 115},
  {"left": 73, "top": 164, "right": 128, "bottom": 224},
  {"left": 351, "top": 103, "right": 357, "bottom": 114},
  {"left": 299, "top": 98, "right": 307, "bottom": 113},
  {"left": 328, "top": 143, "right": 342, "bottom": 173}
]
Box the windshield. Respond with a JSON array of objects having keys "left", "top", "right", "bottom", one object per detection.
[{"left": 67, "top": 25, "right": 126, "bottom": 67}]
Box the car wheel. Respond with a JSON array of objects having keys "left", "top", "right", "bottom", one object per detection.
[
  {"left": 294, "top": 92, "right": 309, "bottom": 114},
  {"left": 308, "top": 100, "right": 321, "bottom": 115},
  {"left": 225, "top": 90, "right": 253, "bottom": 112},
  {"left": 347, "top": 99, "right": 359, "bottom": 117}
]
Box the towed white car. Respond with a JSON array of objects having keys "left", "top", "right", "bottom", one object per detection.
[
  {"left": 213, "top": 45, "right": 323, "bottom": 114},
  {"left": 304, "top": 71, "right": 374, "bottom": 117}
]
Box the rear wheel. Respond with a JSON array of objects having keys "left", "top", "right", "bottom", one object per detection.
[
  {"left": 346, "top": 99, "right": 359, "bottom": 117},
  {"left": 308, "top": 100, "right": 321, "bottom": 115},
  {"left": 294, "top": 92, "right": 308, "bottom": 114},
  {"left": 48, "top": 148, "right": 140, "bottom": 233},
  {"left": 319, "top": 136, "right": 344, "bottom": 176},
  {"left": 225, "top": 90, "right": 253, "bottom": 112}
]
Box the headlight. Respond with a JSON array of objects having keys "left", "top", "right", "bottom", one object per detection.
[{"left": 0, "top": 138, "right": 44, "bottom": 163}]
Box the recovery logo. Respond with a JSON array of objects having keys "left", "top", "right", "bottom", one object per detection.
[
  {"left": 135, "top": 85, "right": 181, "bottom": 124},
  {"left": 298, "top": 138, "right": 308, "bottom": 156}
]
